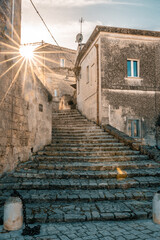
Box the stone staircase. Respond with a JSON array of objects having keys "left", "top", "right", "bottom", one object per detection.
[{"left": 0, "top": 109, "right": 160, "bottom": 224}]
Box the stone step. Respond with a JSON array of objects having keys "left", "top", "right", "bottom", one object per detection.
[
  {"left": 49, "top": 142, "right": 125, "bottom": 147},
  {"left": 13, "top": 168, "right": 160, "bottom": 180},
  {"left": 52, "top": 115, "right": 86, "bottom": 118},
  {"left": 53, "top": 123, "right": 91, "bottom": 126},
  {"left": 52, "top": 138, "right": 118, "bottom": 144},
  {"left": 52, "top": 135, "right": 114, "bottom": 140},
  {"left": 52, "top": 118, "right": 88, "bottom": 122},
  {"left": 17, "top": 160, "right": 159, "bottom": 172},
  {"left": 53, "top": 118, "right": 87, "bottom": 122},
  {"left": 52, "top": 122, "right": 90, "bottom": 126},
  {"left": 0, "top": 176, "right": 159, "bottom": 190},
  {"left": 53, "top": 111, "right": 80, "bottom": 115},
  {"left": 0, "top": 187, "right": 157, "bottom": 205},
  {"left": 52, "top": 128, "right": 103, "bottom": 133},
  {"left": 53, "top": 134, "right": 111, "bottom": 138},
  {"left": 54, "top": 109, "right": 78, "bottom": 111},
  {"left": 33, "top": 154, "right": 149, "bottom": 162},
  {"left": 37, "top": 150, "right": 140, "bottom": 157},
  {"left": 52, "top": 124, "right": 99, "bottom": 128},
  {"left": 52, "top": 123, "right": 90, "bottom": 127},
  {"left": 0, "top": 199, "right": 152, "bottom": 224},
  {"left": 53, "top": 115, "right": 82, "bottom": 118},
  {"left": 44, "top": 146, "right": 130, "bottom": 152},
  {"left": 52, "top": 131, "right": 108, "bottom": 136}
]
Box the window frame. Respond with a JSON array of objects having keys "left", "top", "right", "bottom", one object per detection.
[
  {"left": 86, "top": 65, "right": 89, "bottom": 84},
  {"left": 54, "top": 89, "right": 58, "bottom": 97},
  {"left": 127, "top": 118, "right": 141, "bottom": 138},
  {"left": 127, "top": 59, "right": 139, "bottom": 78},
  {"left": 77, "top": 77, "right": 80, "bottom": 95},
  {"left": 60, "top": 58, "right": 65, "bottom": 67},
  {"left": 91, "top": 63, "right": 95, "bottom": 86}
]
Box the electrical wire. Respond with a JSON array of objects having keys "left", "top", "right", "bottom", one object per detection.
[
  {"left": 30, "top": 0, "right": 59, "bottom": 46},
  {"left": 29, "top": 0, "right": 74, "bottom": 64}
]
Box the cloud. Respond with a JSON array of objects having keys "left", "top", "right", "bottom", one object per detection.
[
  {"left": 24, "top": 0, "right": 143, "bottom": 8},
  {"left": 21, "top": 20, "right": 102, "bottom": 49}
]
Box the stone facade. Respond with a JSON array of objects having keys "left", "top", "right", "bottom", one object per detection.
[
  {"left": 34, "top": 43, "right": 76, "bottom": 111},
  {"left": 0, "top": 1, "right": 52, "bottom": 176},
  {"left": 76, "top": 26, "right": 160, "bottom": 147}
]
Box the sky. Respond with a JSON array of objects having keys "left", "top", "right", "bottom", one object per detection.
[{"left": 21, "top": 0, "right": 160, "bottom": 50}]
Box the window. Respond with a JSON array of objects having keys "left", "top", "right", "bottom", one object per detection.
[
  {"left": 127, "top": 60, "right": 139, "bottom": 77},
  {"left": 54, "top": 89, "right": 57, "bottom": 97},
  {"left": 128, "top": 119, "right": 140, "bottom": 138},
  {"left": 78, "top": 79, "right": 80, "bottom": 95},
  {"left": 91, "top": 63, "right": 95, "bottom": 86},
  {"left": 86, "top": 66, "right": 89, "bottom": 84},
  {"left": 39, "top": 104, "right": 43, "bottom": 112},
  {"left": 60, "top": 58, "right": 65, "bottom": 67}
]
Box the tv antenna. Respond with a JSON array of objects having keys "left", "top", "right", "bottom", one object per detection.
[
  {"left": 79, "top": 17, "right": 84, "bottom": 34},
  {"left": 76, "top": 17, "right": 84, "bottom": 44}
]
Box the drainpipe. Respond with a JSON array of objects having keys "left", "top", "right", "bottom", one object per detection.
[
  {"left": 95, "top": 44, "right": 100, "bottom": 125},
  {"left": 11, "top": 0, "right": 15, "bottom": 39},
  {"left": 155, "top": 44, "right": 160, "bottom": 149}
]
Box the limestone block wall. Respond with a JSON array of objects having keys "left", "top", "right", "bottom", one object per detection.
[
  {"left": 101, "top": 89, "right": 159, "bottom": 146},
  {"left": 23, "top": 70, "right": 52, "bottom": 153},
  {"left": 0, "top": 50, "right": 52, "bottom": 176},
  {"left": 0, "top": 0, "right": 52, "bottom": 176},
  {"left": 100, "top": 34, "right": 160, "bottom": 146}
]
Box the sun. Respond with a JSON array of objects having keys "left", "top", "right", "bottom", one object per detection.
[{"left": 19, "top": 45, "right": 35, "bottom": 59}]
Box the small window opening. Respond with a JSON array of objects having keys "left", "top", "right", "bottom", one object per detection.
[
  {"left": 54, "top": 89, "right": 57, "bottom": 97},
  {"left": 39, "top": 104, "right": 43, "bottom": 112},
  {"left": 128, "top": 119, "right": 140, "bottom": 138},
  {"left": 60, "top": 58, "right": 65, "bottom": 67},
  {"left": 127, "top": 60, "right": 139, "bottom": 77},
  {"left": 86, "top": 65, "right": 89, "bottom": 83}
]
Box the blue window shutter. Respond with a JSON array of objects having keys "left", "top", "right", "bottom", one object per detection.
[
  {"left": 127, "top": 60, "right": 131, "bottom": 77},
  {"left": 133, "top": 61, "right": 138, "bottom": 77}
]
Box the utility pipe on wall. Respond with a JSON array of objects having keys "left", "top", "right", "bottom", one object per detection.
[
  {"left": 11, "top": 0, "right": 15, "bottom": 39},
  {"left": 95, "top": 44, "right": 100, "bottom": 125}
]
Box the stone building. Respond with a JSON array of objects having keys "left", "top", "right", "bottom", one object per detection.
[
  {"left": 75, "top": 26, "right": 160, "bottom": 147},
  {"left": 0, "top": 1, "right": 52, "bottom": 176},
  {"left": 34, "top": 43, "right": 76, "bottom": 110}
]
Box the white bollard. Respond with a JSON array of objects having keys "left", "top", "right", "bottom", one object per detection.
[
  {"left": 3, "top": 197, "right": 23, "bottom": 231},
  {"left": 153, "top": 192, "right": 160, "bottom": 224}
]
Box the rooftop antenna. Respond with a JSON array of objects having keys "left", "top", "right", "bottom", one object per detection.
[
  {"left": 79, "top": 17, "right": 84, "bottom": 34},
  {"left": 76, "top": 17, "right": 84, "bottom": 44}
]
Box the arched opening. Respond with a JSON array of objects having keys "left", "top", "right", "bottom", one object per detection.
[{"left": 59, "top": 94, "right": 76, "bottom": 110}]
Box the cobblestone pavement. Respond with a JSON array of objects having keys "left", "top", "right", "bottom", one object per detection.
[{"left": 0, "top": 220, "right": 160, "bottom": 240}]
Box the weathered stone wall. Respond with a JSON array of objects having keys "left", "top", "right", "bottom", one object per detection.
[
  {"left": 22, "top": 68, "right": 52, "bottom": 153},
  {"left": 101, "top": 35, "right": 157, "bottom": 89},
  {"left": 0, "top": 57, "right": 52, "bottom": 175},
  {"left": 0, "top": 1, "right": 52, "bottom": 176},
  {"left": 100, "top": 34, "right": 160, "bottom": 146}
]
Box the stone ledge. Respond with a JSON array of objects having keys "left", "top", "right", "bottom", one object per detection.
[{"left": 103, "top": 124, "right": 160, "bottom": 161}]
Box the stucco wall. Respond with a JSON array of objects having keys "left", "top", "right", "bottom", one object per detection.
[
  {"left": 77, "top": 43, "right": 98, "bottom": 121},
  {"left": 100, "top": 34, "right": 160, "bottom": 146}
]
